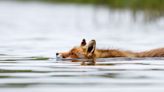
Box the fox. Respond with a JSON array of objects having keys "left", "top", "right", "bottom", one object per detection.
[{"left": 56, "top": 39, "right": 164, "bottom": 65}]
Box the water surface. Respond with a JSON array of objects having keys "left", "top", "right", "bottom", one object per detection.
[{"left": 0, "top": 1, "right": 164, "bottom": 92}]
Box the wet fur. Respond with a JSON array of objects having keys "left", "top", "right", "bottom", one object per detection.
[
  {"left": 57, "top": 39, "right": 164, "bottom": 65},
  {"left": 94, "top": 48, "right": 164, "bottom": 58}
]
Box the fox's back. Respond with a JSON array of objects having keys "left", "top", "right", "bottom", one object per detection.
[
  {"left": 95, "top": 49, "right": 137, "bottom": 58},
  {"left": 94, "top": 48, "right": 164, "bottom": 58},
  {"left": 137, "top": 48, "right": 164, "bottom": 57}
]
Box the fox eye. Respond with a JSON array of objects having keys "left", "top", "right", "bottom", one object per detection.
[{"left": 70, "top": 53, "right": 74, "bottom": 55}]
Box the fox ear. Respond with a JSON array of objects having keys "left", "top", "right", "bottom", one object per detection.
[
  {"left": 81, "top": 39, "right": 86, "bottom": 46},
  {"left": 87, "top": 39, "right": 96, "bottom": 54}
]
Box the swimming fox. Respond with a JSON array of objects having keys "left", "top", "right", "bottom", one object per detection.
[{"left": 56, "top": 39, "right": 164, "bottom": 65}]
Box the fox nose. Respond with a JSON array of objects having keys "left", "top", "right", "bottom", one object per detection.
[
  {"left": 56, "top": 53, "right": 59, "bottom": 56},
  {"left": 56, "top": 52, "right": 62, "bottom": 58},
  {"left": 56, "top": 53, "right": 61, "bottom": 61}
]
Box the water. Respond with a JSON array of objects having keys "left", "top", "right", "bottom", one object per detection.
[{"left": 0, "top": 1, "right": 164, "bottom": 92}]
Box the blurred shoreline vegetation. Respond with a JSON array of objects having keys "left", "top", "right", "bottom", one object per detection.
[
  {"left": 18, "top": 0, "right": 164, "bottom": 10},
  {"left": 18, "top": 0, "right": 164, "bottom": 21}
]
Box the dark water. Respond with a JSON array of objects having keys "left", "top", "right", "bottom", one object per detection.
[{"left": 0, "top": 1, "right": 164, "bottom": 92}]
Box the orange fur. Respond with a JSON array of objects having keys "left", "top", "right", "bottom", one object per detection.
[{"left": 56, "top": 39, "right": 164, "bottom": 65}]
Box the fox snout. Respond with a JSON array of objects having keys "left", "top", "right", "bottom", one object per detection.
[
  {"left": 56, "top": 52, "right": 69, "bottom": 58},
  {"left": 56, "top": 52, "right": 63, "bottom": 58}
]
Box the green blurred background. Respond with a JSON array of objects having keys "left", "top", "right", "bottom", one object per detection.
[
  {"left": 19, "top": 0, "right": 164, "bottom": 10},
  {"left": 17, "top": 0, "right": 164, "bottom": 21}
]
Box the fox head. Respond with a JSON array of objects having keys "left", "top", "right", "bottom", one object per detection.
[{"left": 56, "top": 39, "right": 96, "bottom": 61}]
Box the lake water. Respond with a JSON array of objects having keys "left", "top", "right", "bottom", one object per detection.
[{"left": 0, "top": 1, "right": 164, "bottom": 92}]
